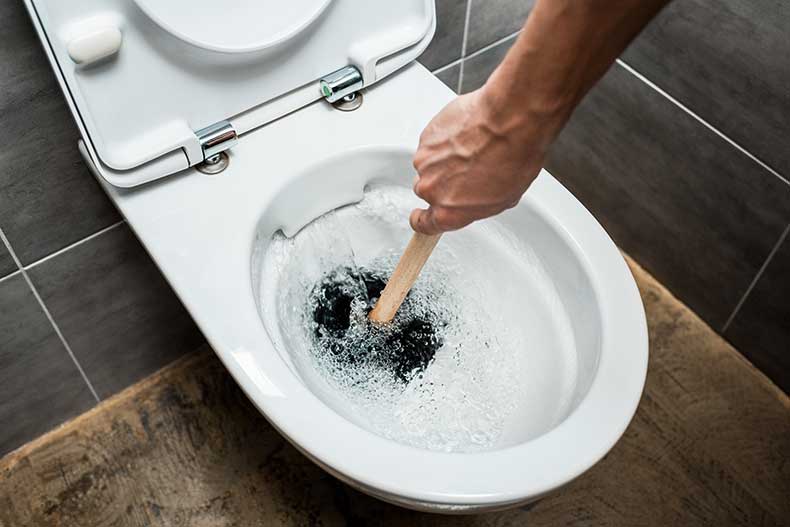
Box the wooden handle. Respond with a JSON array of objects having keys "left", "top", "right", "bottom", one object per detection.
[{"left": 368, "top": 232, "right": 442, "bottom": 324}]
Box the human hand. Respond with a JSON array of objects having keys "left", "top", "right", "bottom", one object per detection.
[{"left": 409, "top": 88, "right": 548, "bottom": 234}]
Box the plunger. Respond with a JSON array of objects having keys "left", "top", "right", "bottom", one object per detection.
[{"left": 368, "top": 232, "right": 442, "bottom": 324}]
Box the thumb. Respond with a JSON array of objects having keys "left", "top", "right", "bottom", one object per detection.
[{"left": 410, "top": 207, "right": 443, "bottom": 235}]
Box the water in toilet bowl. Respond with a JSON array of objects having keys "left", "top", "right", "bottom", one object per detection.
[
  {"left": 259, "top": 186, "right": 579, "bottom": 453},
  {"left": 308, "top": 264, "right": 445, "bottom": 384}
]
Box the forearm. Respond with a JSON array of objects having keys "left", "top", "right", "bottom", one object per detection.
[
  {"left": 484, "top": 0, "right": 670, "bottom": 147},
  {"left": 409, "top": 0, "right": 671, "bottom": 234}
]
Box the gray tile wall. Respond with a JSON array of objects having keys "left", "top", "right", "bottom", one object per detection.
[
  {"left": 0, "top": 0, "right": 787, "bottom": 455},
  {"left": 0, "top": 0, "right": 204, "bottom": 456},
  {"left": 421, "top": 0, "right": 790, "bottom": 391},
  {"left": 723, "top": 228, "right": 790, "bottom": 389},
  {"left": 0, "top": 244, "right": 15, "bottom": 278},
  {"left": 622, "top": 0, "right": 790, "bottom": 177},
  {"left": 0, "top": 1, "right": 121, "bottom": 265},
  {"left": 0, "top": 273, "right": 96, "bottom": 455}
]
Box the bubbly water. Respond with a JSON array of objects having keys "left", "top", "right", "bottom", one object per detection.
[
  {"left": 308, "top": 264, "right": 445, "bottom": 383},
  {"left": 259, "top": 186, "right": 578, "bottom": 452}
]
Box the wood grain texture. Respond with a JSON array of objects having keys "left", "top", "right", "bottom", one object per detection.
[
  {"left": 1, "top": 256, "right": 788, "bottom": 527},
  {"left": 369, "top": 232, "right": 441, "bottom": 323}
]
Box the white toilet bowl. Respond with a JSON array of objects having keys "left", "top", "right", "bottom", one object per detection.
[
  {"left": 28, "top": 0, "right": 647, "bottom": 512},
  {"left": 92, "top": 66, "right": 646, "bottom": 512}
]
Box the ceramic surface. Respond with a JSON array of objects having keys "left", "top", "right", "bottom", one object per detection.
[{"left": 87, "top": 65, "right": 647, "bottom": 511}]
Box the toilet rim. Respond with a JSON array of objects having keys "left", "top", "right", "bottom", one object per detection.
[
  {"left": 209, "top": 171, "right": 648, "bottom": 507},
  {"left": 89, "top": 67, "right": 648, "bottom": 505}
]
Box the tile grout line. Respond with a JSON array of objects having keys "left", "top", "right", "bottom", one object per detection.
[
  {"left": 721, "top": 222, "right": 790, "bottom": 333},
  {"left": 5, "top": 24, "right": 779, "bottom": 401},
  {"left": 465, "top": 28, "right": 521, "bottom": 61},
  {"left": 433, "top": 26, "right": 523, "bottom": 80},
  {"left": 25, "top": 220, "right": 125, "bottom": 271},
  {"left": 616, "top": 59, "right": 790, "bottom": 187},
  {"left": 0, "top": 269, "right": 22, "bottom": 285},
  {"left": 457, "top": 0, "right": 473, "bottom": 93},
  {"left": 431, "top": 57, "right": 463, "bottom": 75},
  {"left": 0, "top": 226, "right": 101, "bottom": 403},
  {"left": 456, "top": 29, "right": 524, "bottom": 92}
]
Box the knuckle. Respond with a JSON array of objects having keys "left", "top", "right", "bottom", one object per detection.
[
  {"left": 412, "top": 151, "right": 426, "bottom": 170},
  {"left": 413, "top": 181, "right": 426, "bottom": 199},
  {"left": 416, "top": 211, "right": 439, "bottom": 234},
  {"left": 418, "top": 127, "right": 433, "bottom": 146},
  {"left": 415, "top": 179, "right": 438, "bottom": 202},
  {"left": 432, "top": 208, "right": 462, "bottom": 231}
]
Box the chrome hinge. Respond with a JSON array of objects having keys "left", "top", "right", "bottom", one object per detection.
[
  {"left": 319, "top": 65, "right": 363, "bottom": 103},
  {"left": 196, "top": 120, "right": 237, "bottom": 163}
]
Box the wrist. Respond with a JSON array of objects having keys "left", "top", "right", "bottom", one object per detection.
[{"left": 479, "top": 74, "right": 573, "bottom": 152}]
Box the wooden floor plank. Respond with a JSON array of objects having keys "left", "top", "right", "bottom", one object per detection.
[
  {"left": 1, "top": 257, "right": 787, "bottom": 527},
  {"left": 632, "top": 258, "right": 790, "bottom": 522}
]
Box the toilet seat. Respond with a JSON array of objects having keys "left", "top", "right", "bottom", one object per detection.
[
  {"left": 25, "top": 0, "right": 436, "bottom": 186},
  {"left": 78, "top": 65, "right": 647, "bottom": 511}
]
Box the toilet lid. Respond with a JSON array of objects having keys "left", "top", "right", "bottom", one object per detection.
[
  {"left": 26, "top": 0, "right": 435, "bottom": 186},
  {"left": 133, "top": 0, "right": 333, "bottom": 53}
]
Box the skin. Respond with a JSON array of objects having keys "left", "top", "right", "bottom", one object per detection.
[{"left": 411, "top": 0, "right": 672, "bottom": 235}]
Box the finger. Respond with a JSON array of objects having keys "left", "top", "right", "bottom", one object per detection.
[
  {"left": 410, "top": 208, "right": 443, "bottom": 235},
  {"left": 413, "top": 177, "right": 433, "bottom": 202},
  {"left": 432, "top": 207, "right": 475, "bottom": 232},
  {"left": 412, "top": 175, "right": 423, "bottom": 199}
]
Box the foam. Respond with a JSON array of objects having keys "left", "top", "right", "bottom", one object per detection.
[{"left": 259, "top": 185, "right": 578, "bottom": 452}]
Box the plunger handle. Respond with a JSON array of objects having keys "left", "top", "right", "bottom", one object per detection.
[{"left": 368, "top": 232, "right": 442, "bottom": 324}]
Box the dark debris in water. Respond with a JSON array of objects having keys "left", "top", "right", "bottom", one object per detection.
[{"left": 310, "top": 266, "right": 444, "bottom": 383}]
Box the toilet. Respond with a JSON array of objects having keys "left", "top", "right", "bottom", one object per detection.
[{"left": 26, "top": 0, "right": 648, "bottom": 513}]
